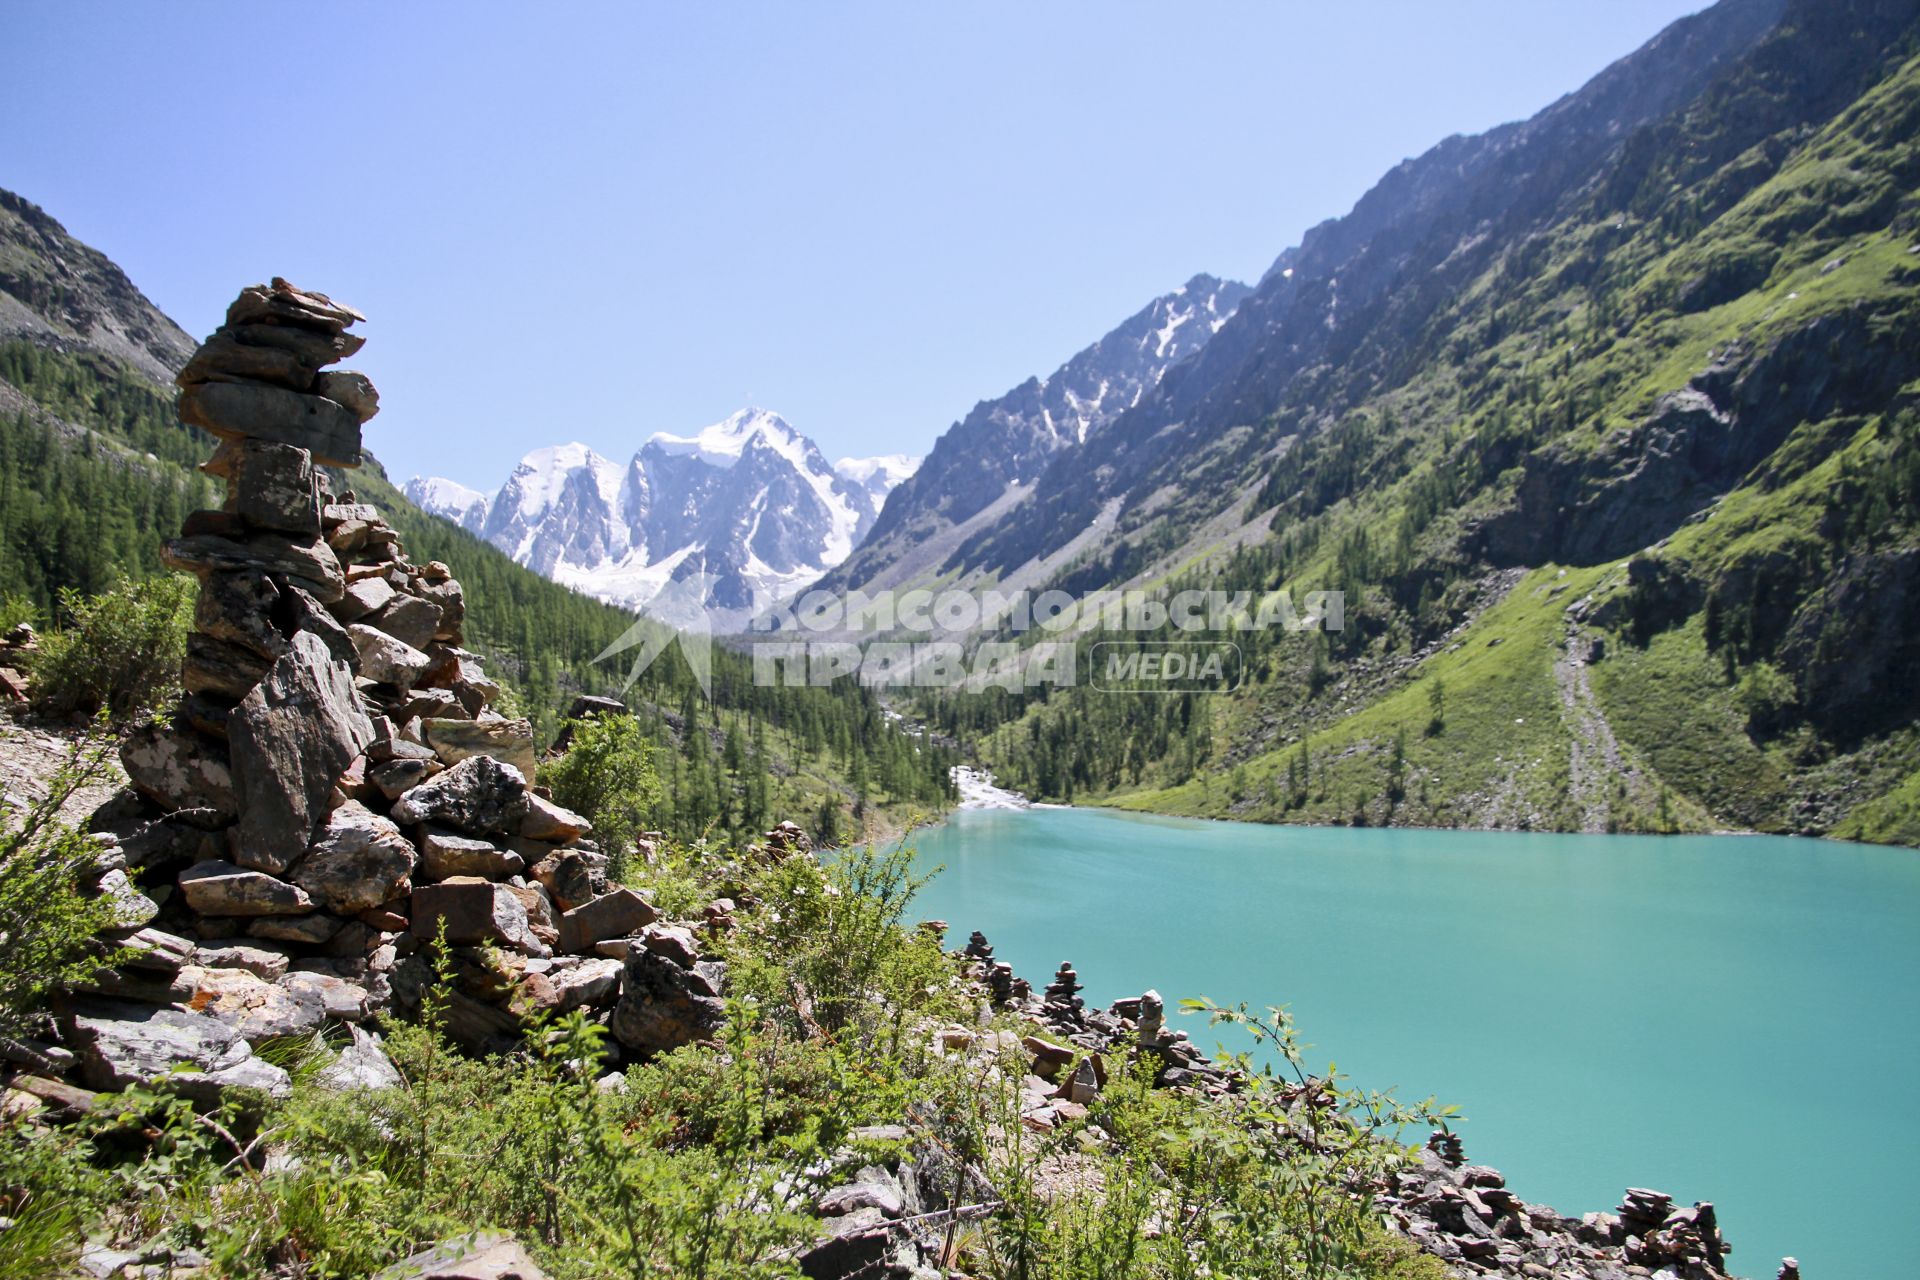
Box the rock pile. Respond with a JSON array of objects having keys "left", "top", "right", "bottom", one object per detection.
[
  {"left": 1384, "top": 1155, "right": 1738, "bottom": 1278},
  {"left": 0, "top": 622, "right": 33, "bottom": 703},
  {"left": 9, "top": 282, "right": 739, "bottom": 1111}
]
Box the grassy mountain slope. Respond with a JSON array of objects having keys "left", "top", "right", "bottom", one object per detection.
[
  {"left": 925, "top": 0, "right": 1920, "bottom": 846},
  {"left": 0, "top": 190, "right": 954, "bottom": 842}
]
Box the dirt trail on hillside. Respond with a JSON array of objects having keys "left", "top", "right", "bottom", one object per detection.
[{"left": 1552, "top": 621, "right": 1642, "bottom": 832}]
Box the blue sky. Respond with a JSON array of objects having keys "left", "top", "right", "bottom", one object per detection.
[{"left": 3, "top": 1, "right": 1709, "bottom": 487}]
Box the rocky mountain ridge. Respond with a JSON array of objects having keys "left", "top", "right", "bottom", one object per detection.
[
  {"left": 812, "top": 272, "right": 1250, "bottom": 602},
  {"left": 0, "top": 188, "right": 196, "bottom": 390}
]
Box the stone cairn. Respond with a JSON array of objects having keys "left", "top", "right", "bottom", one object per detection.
[{"left": 10, "top": 281, "right": 741, "bottom": 1111}]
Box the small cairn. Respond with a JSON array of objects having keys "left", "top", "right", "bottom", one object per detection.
[
  {"left": 1042, "top": 961, "right": 1084, "bottom": 1017},
  {"left": 21, "top": 282, "right": 749, "bottom": 1110},
  {"left": 1427, "top": 1129, "right": 1465, "bottom": 1167},
  {"left": 0, "top": 622, "right": 33, "bottom": 703}
]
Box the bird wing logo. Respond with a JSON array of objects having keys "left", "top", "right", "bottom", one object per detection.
[{"left": 593, "top": 571, "right": 718, "bottom": 699}]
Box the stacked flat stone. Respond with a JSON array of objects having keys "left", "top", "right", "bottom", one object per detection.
[{"left": 33, "top": 282, "right": 742, "bottom": 1110}]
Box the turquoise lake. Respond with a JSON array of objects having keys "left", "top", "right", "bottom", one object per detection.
[{"left": 902, "top": 806, "right": 1920, "bottom": 1280}]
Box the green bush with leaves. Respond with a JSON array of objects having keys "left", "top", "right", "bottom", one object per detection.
[
  {"left": 0, "top": 740, "right": 132, "bottom": 1039},
  {"left": 540, "top": 713, "right": 663, "bottom": 882},
  {"left": 29, "top": 574, "right": 193, "bottom": 722}
]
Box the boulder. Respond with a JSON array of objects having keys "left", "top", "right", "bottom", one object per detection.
[
  {"left": 419, "top": 829, "right": 524, "bottom": 880},
  {"left": 248, "top": 912, "right": 345, "bottom": 945},
  {"left": 183, "top": 632, "right": 273, "bottom": 700},
  {"left": 280, "top": 583, "right": 359, "bottom": 668},
  {"left": 217, "top": 438, "right": 322, "bottom": 536},
  {"left": 226, "top": 631, "right": 374, "bottom": 873},
  {"left": 424, "top": 717, "right": 537, "bottom": 782},
  {"left": 335, "top": 575, "right": 397, "bottom": 623},
  {"left": 519, "top": 793, "right": 590, "bottom": 842},
  {"left": 502, "top": 882, "right": 559, "bottom": 944},
  {"left": 324, "top": 502, "right": 381, "bottom": 525},
  {"left": 179, "top": 860, "right": 315, "bottom": 916},
  {"left": 178, "top": 379, "right": 363, "bottom": 467},
  {"left": 315, "top": 1024, "right": 402, "bottom": 1092},
  {"left": 290, "top": 801, "right": 417, "bottom": 913},
  {"left": 91, "top": 867, "right": 159, "bottom": 931},
  {"left": 225, "top": 280, "right": 365, "bottom": 330},
  {"left": 162, "top": 531, "right": 345, "bottom": 603},
  {"left": 177, "top": 333, "right": 317, "bottom": 391},
  {"left": 63, "top": 998, "right": 238, "bottom": 1090},
  {"left": 350, "top": 624, "right": 432, "bottom": 689},
  {"left": 315, "top": 370, "right": 380, "bottom": 423},
  {"left": 816, "top": 1165, "right": 912, "bottom": 1218},
  {"left": 119, "top": 926, "right": 198, "bottom": 973},
  {"left": 411, "top": 880, "right": 547, "bottom": 955},
  {"left": 527, "top": 848, "right": 600, "bottom": 911},
  {"left": 194, "top": 941, "right": 294, "bottom": 981},
  {"left": 281, "top": 969, "right": 373, "bottom": 1021},
  {"left": 371, "top": 1231, "right": 547, "bottom": 1280},
  {"left": 368, "top": 594, "right": 443, "bottom": 652},
  {"left": 223, "top": 327, "right": 362, "bottom": 382},
  {"left": 194, "top": 570, "right": 287, "bottom": 660},
  {"left": 635, "top": 921, "right": 697, "bottom": 967},
  {"left": 415, "top": 575, "right": 466, "bottom": 642},
  {"left": 177, "top": 965, "right": 327, "bottom": 1040},
  {"left": 369, "top": 756, "right": 443, "bottom": 800},
  {"left": 610, "top": 943, "right": 724, "bottom": 1056},
  {"left": 516, "top": 956, "right": 622, "bottom": 1014},
  {"left": 391, "top": 755, "right": 530, "bottom": 835},
  {"left": 558, "top": 889, "right": 660, "bottom": 955},
  {"left": 120, "top": 723, "right": 237, "bottom": 817}
]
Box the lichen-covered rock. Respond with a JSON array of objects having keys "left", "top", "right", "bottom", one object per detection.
[
  {"left": 390, "top": 755, "right": 530, "bottom": 835},
  {"left": 120, "top": 722, "right": 237, "bottom": 818},
  {"left": 217, "top": 438, "right": 322, "bottom": 536},
  {"left": 227, "top": 631, "right": 374, "bottom": 874},
  {"left": 61, "top": 997, "right": 292, "bottom": 1101},
  {"left": 290, "top": 800, "right": 416, "bottom": 913},
  {"left": 176, "top": 965, "right": 328, "bottom": 1040},
  {"left": 194, "top": 569, "right": 287, "bottom": 659}
]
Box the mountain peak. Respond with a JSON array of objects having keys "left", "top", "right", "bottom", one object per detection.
[{"left": 646, "top": 407, "right": 800, "bottom": 469}]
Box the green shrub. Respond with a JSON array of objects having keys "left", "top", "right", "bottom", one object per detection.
[
  {"left": 29, "top": 574, "right": 193, "bottom": 722},
  {"left": 541, "top": 713, "right": 663, "bottom": 882},
  {"left": 0, "top": 740, "right": 133, "bottom": 1037}
]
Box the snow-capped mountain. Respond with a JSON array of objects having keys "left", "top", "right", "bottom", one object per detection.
[
  {"left": 405, "top": 409, "right": 918, "bottom": 625},
  {"left": 402, "top": 476, "right": 492, "bottom": 534}
]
